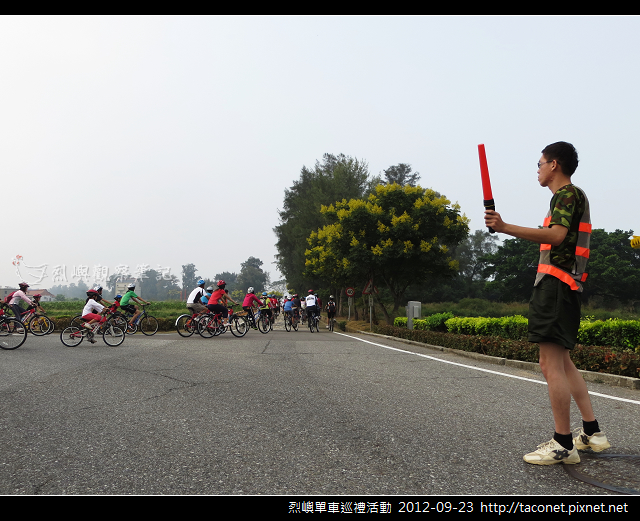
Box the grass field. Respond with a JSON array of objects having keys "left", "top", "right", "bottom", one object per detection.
[{"left": 41, "top": 300, "right": 188, "bottom": 319}]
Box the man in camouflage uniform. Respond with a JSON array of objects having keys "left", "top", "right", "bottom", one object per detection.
[{"left": 485, "top": 142, "right": 609, "bottom": 466}]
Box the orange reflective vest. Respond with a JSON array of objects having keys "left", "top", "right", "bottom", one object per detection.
[{"left": 534, "top": 186, "right": 591, "bottom": 292}]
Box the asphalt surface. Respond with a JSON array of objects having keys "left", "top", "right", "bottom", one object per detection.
[{"left": 1, "top": 324, "right": 639, "bottom": 496}]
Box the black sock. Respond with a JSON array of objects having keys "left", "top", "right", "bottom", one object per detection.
[
  {"left": 554, "top": 432, "right": 574, "bottom": 451},
  {"left": 583, "top": 420, "right": 600, "bottom": 436}
]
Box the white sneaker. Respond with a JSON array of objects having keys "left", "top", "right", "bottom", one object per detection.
[
  {"left": 523, "top": 438, "right": 580, "bottom": 465},
  {"left": 573, "top": 429, "right": 610, "bottom": 452}
]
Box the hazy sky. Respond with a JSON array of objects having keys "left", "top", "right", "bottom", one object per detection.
[{"left": 2, "top": 15, "right": 639, "bottom": 291}]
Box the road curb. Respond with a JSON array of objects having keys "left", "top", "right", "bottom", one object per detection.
[{"left": 349, "top": 329, "right": 640, "bottom": 390}]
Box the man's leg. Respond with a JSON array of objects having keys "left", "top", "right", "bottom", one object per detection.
[{"left": 538, "top": 342, "right": 573, "bottom": 435}]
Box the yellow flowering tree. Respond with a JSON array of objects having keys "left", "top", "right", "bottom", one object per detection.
[{"left": 305, "top": 184, "right": 469, "bottom": 323}]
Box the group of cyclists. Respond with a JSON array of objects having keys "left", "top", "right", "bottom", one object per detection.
[
  {"left": 2, "top": 281, "right": 150, "bottom": 343},
  {"left": 3, "top": 279, "right": 338, "bottom": 342},
  {"left": 185, "top": 280, "right": 338, "bottom": 331}
]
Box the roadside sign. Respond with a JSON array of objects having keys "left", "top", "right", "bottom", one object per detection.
[
  {"left": 362, "top": 279, "right": 373, "bottom": 295},
  {"left": 345, "top": 287, "right": 355, "bottom": 297}
]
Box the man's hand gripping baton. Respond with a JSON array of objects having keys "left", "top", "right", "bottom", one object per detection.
[{"left": 478, "top": 144, "right": 495, "bottom": 234}]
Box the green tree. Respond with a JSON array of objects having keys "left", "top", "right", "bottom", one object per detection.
[
  {"left": 181, "top": 263, "right": 198, "bottom": 291},
  {"left": 236, "top": 257, "right": 270, "bottom": 294},
  {"left": 381, "top": 163, "right": 420, "bottom": 187},
  {"left": 304, "top": 183, "right": 469, "bottom": 323},
  {"left": 482, "top": 228, "right": 640, "bottom": 308},
  {"left": 274, "top": 153, "right": 379, "bottom": 292},
  {"left": 583, "top": 229, "right": 640, "bottom": 308},
  {"left": 482, "top": 237, "right": 539, "bottom": 302}
]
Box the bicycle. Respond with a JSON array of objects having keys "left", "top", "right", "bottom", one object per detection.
[
  {"left": 283, "top": 310, "right": 300, "bottom": 332},
  {"left": 308, "top": 312, "right": 320, "bottom": 333},
  {"left": 60, "top": 318, "right": 125, "bottom": 347},
  {"left": 0, "top": 311, "right": 27, "bottom": 350},
  {"left": 121, "top": 304, "right": 158, "bottom": 335},
  {"left": 256, "top": 308, "right": 272, "bottom": 334},
  {"left": 175, "top": 310, "right": 208, "bottom": 337},
  {"left": 197, "top": 310, "right": 226, "bottom": 338},
  {"left": 70, "top": 306, "right": 128, "bottom": 334},
  {"left": 17, "top": 307, "right": 54, "bottom": 336}
]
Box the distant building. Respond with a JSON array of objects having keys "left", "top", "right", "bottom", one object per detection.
[
  {"left": 27, "top": 289, "right": 56, "bottom": 302},
  {"left": 115, "top": 280, "right": 142, "bottom": 298}
]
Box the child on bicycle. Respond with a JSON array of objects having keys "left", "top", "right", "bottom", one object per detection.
[
  {"left": 120, "top": 283, "right": 150, "bottom": 326},
  {"left": 82, "top": 289, "right": 107, "bottom": 343},
  {"left": 25, "top": 294, "right": 46, "bottom": 315}
]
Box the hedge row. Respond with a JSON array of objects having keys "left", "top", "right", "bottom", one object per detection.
[
  {"left": 373, "top": 324, "right": 640, "bottom": 379},
  {"left": 395, "top": 315, "right": 640, "bottom": 353}
]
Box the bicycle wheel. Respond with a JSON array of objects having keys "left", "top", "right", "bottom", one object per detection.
[
  {"left": 315, "top": 316, "right": 320, "bottom": 333},
  {"left": 198, "top": 315, "right": 217, "bottom": 338},
  {"left": 103, "top": 325, "right": 125, "bottom": 346},
  {"left": 176, "top": 314, "right": 196, "bottom": 337},
  {"left": 70, "top": 314, "right": 84, "bottom": 329},
  {"left": 257, "top": 314, "right": 270, "bottom": 334},
  {"left": 229, "top": 315, "right": 248, "bottom": 337},
  {"left": 28, "top": 315, "right": 53, "bottom": 336},
  {"left": 139, "top": 315, "right": 158, "bottom": 336},
  {"left": 0, "top": 318, "right": 27, "bottom": 350},
  {"left": 284, "top": 315, "right": 291, "bottom": 332},
  {"left": 108, "top": 314, "right": 128, "bottom": 333},
  {"left": 60, "top": 326, "right": 84, "bottom": 347},
  {"left": 308, "top": 314, "right": 314, "bottom": 333},
  {"left": 292, "top": 317, "right": 299, "bottom": 331}
]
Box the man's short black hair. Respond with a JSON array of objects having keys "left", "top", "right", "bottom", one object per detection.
[{"left": 541, "top": 141, "right": 579, "bottom": 176}]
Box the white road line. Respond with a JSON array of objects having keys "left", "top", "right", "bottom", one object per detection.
[{"left": 334, "top": 331, "right": 640, "bottom": 406}]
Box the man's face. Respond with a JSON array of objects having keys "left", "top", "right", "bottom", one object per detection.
[{"left": 537, "top": 155, "right": 555, "bottom": 187}]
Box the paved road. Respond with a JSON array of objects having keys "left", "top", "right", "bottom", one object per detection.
[{"left": 1, "top": 326, "right": 639, "bottom": 496}]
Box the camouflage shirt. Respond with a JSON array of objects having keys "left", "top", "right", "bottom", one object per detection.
[{"left": 546, "top": 184, "right": 587, "bottom": 272}]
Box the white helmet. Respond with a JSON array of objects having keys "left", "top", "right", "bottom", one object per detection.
[
  {"left": 127, "top": 283, "right": 136, "bottom": 289},
  {"left": 248, "top": 287, "right": 254, "bottom": 293}
]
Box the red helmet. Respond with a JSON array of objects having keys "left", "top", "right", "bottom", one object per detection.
[
  {"left": 308, "top": 289, "right": 313, "bottom": 293},
  {"left": 217, "top": 280, "right": 226, "bottom": 287},
  {"left": 33, "top": 294, "right": 42, "bottom": 298}
]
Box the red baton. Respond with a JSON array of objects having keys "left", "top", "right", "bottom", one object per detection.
[{"left": 478, "top": 144, "right": 495, "bottom": 233}]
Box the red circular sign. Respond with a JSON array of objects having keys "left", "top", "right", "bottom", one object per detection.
[{"left": 345, "top": 287, "right": 355, "bottom": 296}]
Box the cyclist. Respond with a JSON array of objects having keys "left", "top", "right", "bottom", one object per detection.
[
  {"left": 325, "top": 295, "right": 337, "bottom": 328},
  {"left": 201, "top": 287, "right": 213, "bottom": 305},
  {"left": 291, "top": 293, "right": 302, "bottom": 322},
  {"left": 120, "top": 283, "right": 150, "bottom": 327},
  {"left": 305, "top": 290, "right": 319, "bottom": 327},
  {"left": 27, "top": 294, "right": 46, "bottom": 315},
  {"left": 258, "top": 292, "right": 273, "bottom": 325},
  {"left": 82, "top": 289, "right": 107, "bottom": 342},
  {"left": 8, "top": 282, "right": 33, "bottom": 323},
  {"left": 206, "top": 280, "right": 232, "bottom": 326},
  {"left": 283, "top": 296, "right": 294, "bottom": 323},
  {"left": 110, "top": 294, "right": 123, "bottom": 311},
  {"left": 187, "top": 279, "right": 208, "bottom": 315},
  {"left": 243, "top": 287, "right": 263, "bottom": 328}
]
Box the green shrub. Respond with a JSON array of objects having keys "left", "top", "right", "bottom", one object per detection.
[{"left": 394, "top": 317, "right": 408, "bottom": 327}]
